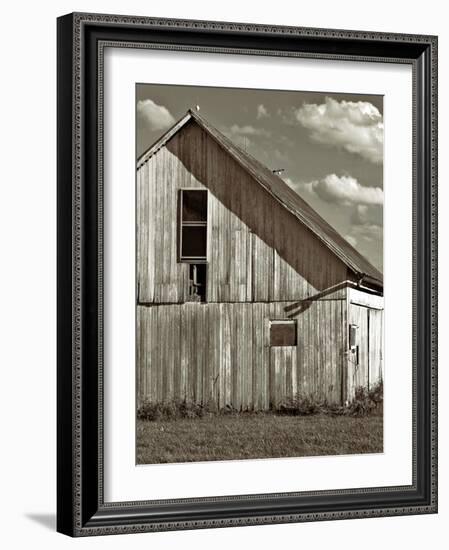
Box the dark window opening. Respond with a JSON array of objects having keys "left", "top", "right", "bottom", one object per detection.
[
  {"left": 349, "top": 324, "right": 358, "bottom": 349},
  {"left": 182, "top": 190, "right": 208, "bottom": 222},
  {"left": 349, "top": 324, "right": 359, "bottom": 365},
  {"left": 179, "top": 190, "right": 208, "bottom": 262},
  {"left": 181, "top": 226, "right": 207, "bottom": 259},
  {"left": 270, "top": 320, "right": 297, "bottom": 346},
  {"left": 188, "top": 264, "right": 207, "bottom": 302}
]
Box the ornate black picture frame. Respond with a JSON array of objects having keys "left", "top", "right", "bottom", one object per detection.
[{"left": 57, "top": 12, "right": 438, "bottom": 536}]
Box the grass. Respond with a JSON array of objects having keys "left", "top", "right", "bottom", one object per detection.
[
  {"left": 136, "top": 412, "right": 383, "bottom": 464},
  {"left": 137, "top": 381, "right": 384, "bottom": 421}
]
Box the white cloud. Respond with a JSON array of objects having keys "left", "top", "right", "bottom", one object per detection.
[
  {"left": 137, "top": 99, "right": 175, "bottom": 131},
  {"left": 257, "top": 104, "right": 269, "bottom": 119},
  {"left": 229, "top": 124, "right": 270, "bottom": 138},
  {"left": 284, "top": 177, "right": 300, "bottom": 190},
  {"left": 294, "top": 97, "right": 383, "bottom": 164},
  {"left": 303, "top": 174, "right": 383, "bottom": 206},
  {"left": 345, "top": 235, "right": 358, "bottom": 247},
  {"left": 349, "top": 204, "right": 383, "bottom": 244},
  {"left": 353, "top": 224, "right": 383, "bottom": 243}
]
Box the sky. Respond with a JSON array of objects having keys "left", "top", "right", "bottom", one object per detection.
[{"left": 136, "top": 84, "right": 383, "bottom": 271}]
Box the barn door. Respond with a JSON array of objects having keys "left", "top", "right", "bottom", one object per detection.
[
  {"left": 368, "top": 308, "right": 383, "bottom": 386},
  {"left": 270, "top": 347, "right": 297, "bottom": 408},
  {"left": 348, "top": 304, "right": 369, "bottom": 398},
  {"left": 269, "top": 320, "right": 297, "bottom": 408}
]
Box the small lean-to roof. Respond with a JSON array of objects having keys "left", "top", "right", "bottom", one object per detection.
[{"left": 137, "top": 109, "right": 383, "bottom": 288}]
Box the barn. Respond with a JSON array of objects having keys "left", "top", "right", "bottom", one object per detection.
[{"left": 136, "top": 109, "right": 384, "bottom": 411}]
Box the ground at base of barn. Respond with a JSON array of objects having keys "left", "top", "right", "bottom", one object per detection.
[{"left": 136, "top": 413, "right": 383, "bottom": 464}]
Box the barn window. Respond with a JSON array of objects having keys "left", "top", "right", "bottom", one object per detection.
[
  {"left": 179, "top": 189, "right": 208, "bottom": 262},
  {"left": 270, "top": 320, "right": 297, "bottom": 346},
  {"left": 187, "top": 264, "right": 207, "bottom": 302}
]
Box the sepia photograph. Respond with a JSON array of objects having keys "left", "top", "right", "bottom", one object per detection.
[{"left": 135, "top": 84, "right": 384, "bottom": 465}]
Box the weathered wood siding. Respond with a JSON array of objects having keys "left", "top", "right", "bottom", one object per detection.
[
  {"left": 137, "top": 296, "right": 347, "bottom": 409},
  {"left": 347, "top": 299, "right": 384, "bottom": 401},
  {"left": 348, "top": 304, "right": 369, "bottom": 398},
  {"left": 137, "top": 120, "right": 350, "bottom": 304},
  {"left": 368, "top": 308, "right": 383, "bottom": 385}
]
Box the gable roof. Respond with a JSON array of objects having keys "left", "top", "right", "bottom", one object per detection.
[{"left": 137, "top": 109, "right": 383, "bottom": 288}]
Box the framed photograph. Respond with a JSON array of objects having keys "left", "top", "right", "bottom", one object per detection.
[{"left": 57, "top": 12, "right": 438, "bottom": 536}]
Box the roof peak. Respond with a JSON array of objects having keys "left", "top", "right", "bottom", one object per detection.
[{"left": 137, "top": 110, "right": 382, "bottom": 287}]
